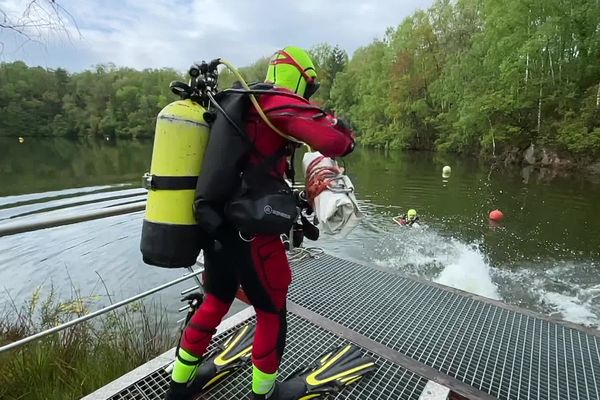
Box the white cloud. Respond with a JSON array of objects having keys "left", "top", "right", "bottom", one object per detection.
[{"left": 0, "top": 0, "right": 434, "bottom": 72}]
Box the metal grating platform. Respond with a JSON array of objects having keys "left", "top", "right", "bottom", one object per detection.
[
  {"left": 106, "top": 314, "right": 427, "bottom": 400},
  {"left": 289, "top": 254, "right": 600, "bottom": 400},
  {"left": 89, "top": 253, "right": 600, "bottom": 400}
]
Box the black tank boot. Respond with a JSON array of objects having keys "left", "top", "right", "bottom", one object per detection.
[
  {"left": 164, "top": 380, "right": 191, "bottom": 400},
  {"left": 250, "top": 383, "right": 279, "bottom": 399}
]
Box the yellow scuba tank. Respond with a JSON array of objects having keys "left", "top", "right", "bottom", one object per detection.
[
  {"left": 140, "top": 99, "right": 210, "bottom": 268},
  {"left": 140, "top": 57, "right": 309, "bottom": 268}
]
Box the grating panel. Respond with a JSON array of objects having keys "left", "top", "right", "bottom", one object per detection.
[
  {"left": 108, "top": 385, "right": 147, "bottom": 400},
  {"left": 108, "top": 314, "right": 427, "bottom": 400},
  {"left": 135, "top": 369, "right": 170, "bottom": 400},
  {"left": 289, "top": 254, "right": 600, "bottom": 400},
  {"left": 204, "top": 314, "right": 427, "bottom": 400}
]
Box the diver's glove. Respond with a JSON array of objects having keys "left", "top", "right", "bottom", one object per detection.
[
  {"left": 181, "top": 292, "right": 203, "bottom": 306},
  {"left": 301, "top": 214, "right": 319, "bottom": 241},
  {"left": 294, "top": 190, "right": 313, "bottom": 214},
  {"left": 334, "top": 118, "right": 356, "bottom": 156},
  {"left": 343, "top": 141, "right": 355, "bottom": 156}
]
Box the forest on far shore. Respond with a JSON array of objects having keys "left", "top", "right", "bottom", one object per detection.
[{"left": 1, "top": 0, "right": 599, "bottom": 160}]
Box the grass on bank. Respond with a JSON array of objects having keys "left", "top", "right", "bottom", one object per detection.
[{"left": 0, "top": 287, "right": 177, "bottom": 400}]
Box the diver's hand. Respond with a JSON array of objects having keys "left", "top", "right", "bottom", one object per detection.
[
  {"left": 334, "top": 118, "right": 356, "bottom": 156},
  {"left": 181, "top": 292, "right": 203, "bottom": 305}
]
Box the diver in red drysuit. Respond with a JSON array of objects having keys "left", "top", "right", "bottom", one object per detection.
[{"left": 167, "top": 46, "right": 355, "bottom": 400}]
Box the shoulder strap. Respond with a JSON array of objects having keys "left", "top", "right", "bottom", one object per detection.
[
  {"left": 250, "top": 82, "right": 275, "bottom": 91},
  {"left": 211, "top": 83, "right": 296, "bottom": 176},
  {"left": 211, "top": 82, "right": 278, "bottom": 159},
  {"left": 262, "top": 103, "right": 326, "bottom": 116}
]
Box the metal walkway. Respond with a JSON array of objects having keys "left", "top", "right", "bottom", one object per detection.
[{"left": 86, "top": 254, "right": 600, "bottom": 400}]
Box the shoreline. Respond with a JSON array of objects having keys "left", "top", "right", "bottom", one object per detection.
[{"left": 360, "top": 142, "right": 600, "bottom": 178}]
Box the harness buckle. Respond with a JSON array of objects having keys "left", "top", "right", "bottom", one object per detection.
[{"left": 142, "top": 172, "right": 154, "bottom": 190}]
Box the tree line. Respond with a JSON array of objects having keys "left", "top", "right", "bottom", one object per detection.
[
  {"left": 0, "top": 47, "right": 346, "bottom": 140},
  {"left": 328, "top": 0, "right": 600, "bottom": 158},
  {"left": 1, "top": 0, "right": 599, "bottom": 159},
  {"left": 0, "top": 62, "right": 181, "bottom": 139}
]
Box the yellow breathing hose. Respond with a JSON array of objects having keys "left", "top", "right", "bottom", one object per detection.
[{"left": 219, "top": 58, "right": 303, "bottom": 145}]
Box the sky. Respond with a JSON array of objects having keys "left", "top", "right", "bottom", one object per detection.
[{"left": 0, "top": 0, "right": 434, "bottom": 73}]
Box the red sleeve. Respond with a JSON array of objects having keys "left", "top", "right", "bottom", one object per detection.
[{"left": 260, "top": 92, "right": 355, "bottom": 158}]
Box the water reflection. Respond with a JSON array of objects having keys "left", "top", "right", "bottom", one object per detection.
[{"left": 1, "top": 137, "right": 152, "bottom": 196}]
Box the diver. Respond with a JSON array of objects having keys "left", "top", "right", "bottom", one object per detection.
[
  {"left": 393, "top": 209, "right": 419, "bottom": 227},
  {"left": 165, "top": 46, "right": 357, "bottom": 400}
]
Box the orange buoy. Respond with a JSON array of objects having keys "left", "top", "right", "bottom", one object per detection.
[{"left": 489, "top": 209, "right": 504, "bottom": 222}]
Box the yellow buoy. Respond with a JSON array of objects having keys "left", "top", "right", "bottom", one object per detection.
[{"left": 442, "top": 165, "right": 451, "bottom": 178}]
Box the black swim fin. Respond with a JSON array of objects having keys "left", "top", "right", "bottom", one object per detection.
[
  {"left": 271, "top": 343, "right": 376, "bottom": 400},
  {"left": 165, "top": 324, "right": 255, "bottom": 400},
  {"left": 194, "top": 324, "right": 255, "bottom": 391}
]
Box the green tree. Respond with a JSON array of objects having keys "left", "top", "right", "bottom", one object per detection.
[
  {"left": 3, "top": 0, "right": 600, "bottom": 161},
  {"left": 309, "top": 43, "right": 348, "bottom": 109},
  {"left": 0, "top": 61, "right": 182, "bottom": 139}
]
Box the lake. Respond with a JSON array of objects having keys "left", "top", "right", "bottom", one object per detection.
[{"left": 1, "top": 137, "right": 599, "bottom": 328}]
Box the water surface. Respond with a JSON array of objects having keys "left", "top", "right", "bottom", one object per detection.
[{"left": 1, "top": 137, "right": 599, "bottom": 328}]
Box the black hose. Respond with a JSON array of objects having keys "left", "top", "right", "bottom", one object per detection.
[{"left": 206, "top": 92, "right": 248, "bottom": 141}]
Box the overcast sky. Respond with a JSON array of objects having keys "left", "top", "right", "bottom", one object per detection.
[{"left": 0, "top": 0, "right": 434, "bottom": 73}]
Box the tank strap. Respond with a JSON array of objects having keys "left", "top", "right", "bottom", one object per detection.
[{"left": 145, "top": 174, "right": 198, "bottom": 190}]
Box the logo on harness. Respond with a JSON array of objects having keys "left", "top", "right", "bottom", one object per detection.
[{"left": 264, "top": 205, "right": 291, "bottom": 220}]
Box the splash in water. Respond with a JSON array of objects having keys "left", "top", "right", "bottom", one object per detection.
[
  {"left": 371, "top": 220, "right": 599, "bottom": 327},
  {"left": 373, "top": 224, "right": 501, "bottom": 300},
  {"left": 433, "top": 246, "right": 500, "bottom": 300}
]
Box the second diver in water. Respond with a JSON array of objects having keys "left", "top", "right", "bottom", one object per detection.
[{"left": 393, "top": 209, "right": 419, "bottom": 227}]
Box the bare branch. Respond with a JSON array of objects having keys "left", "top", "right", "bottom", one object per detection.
[{"left": 0, "top": 1, "right": 79, "bottom": 54}]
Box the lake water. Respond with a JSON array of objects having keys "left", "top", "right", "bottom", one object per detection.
[{"left": 1, "top": 137, "right": 599, "bottom": 328}]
